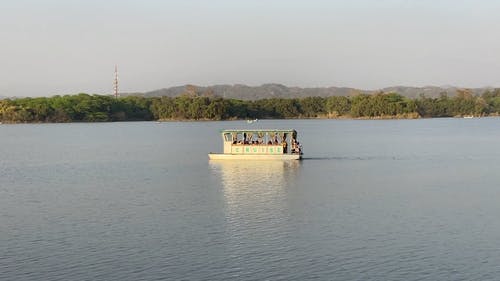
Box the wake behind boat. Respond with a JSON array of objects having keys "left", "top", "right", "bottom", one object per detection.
[{"left": 208, "top": 129, "right": 302, "bottom": 160}]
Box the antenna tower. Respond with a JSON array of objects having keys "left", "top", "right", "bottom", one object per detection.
[{"left": 113, "top": 65, "right": 119, "bottom": 98}]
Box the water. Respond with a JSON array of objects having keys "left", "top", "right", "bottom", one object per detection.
[{"left": 2, "top": 119, "right": 500, "bottom": 280}]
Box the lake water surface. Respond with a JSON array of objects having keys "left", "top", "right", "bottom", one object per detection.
[{"left": 2, "top": 119, "right": 500, "bottom": 280}]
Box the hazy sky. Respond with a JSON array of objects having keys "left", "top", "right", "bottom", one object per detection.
[{"left": 2, "top": 0, "right": 500, "bottom": 96}]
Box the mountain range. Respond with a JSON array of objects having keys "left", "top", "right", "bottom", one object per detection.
[{"left": 139, "top": 84, "right": 493, "bottom": 100}]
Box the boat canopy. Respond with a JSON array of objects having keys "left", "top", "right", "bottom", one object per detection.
[
  {"left": 221, "top": 129, "right": 297, "bottom": 134},
  {"left": 221, "top": 129, "right": 298, "bottom": 143}
]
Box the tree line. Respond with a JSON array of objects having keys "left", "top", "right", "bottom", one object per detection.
[{"left": 1, "top": 89, "right": 500, "bottom": 123}]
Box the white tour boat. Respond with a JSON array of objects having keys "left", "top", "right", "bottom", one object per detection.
[{"left": 208, "top": 129, "right": 302, "bottom": 160}]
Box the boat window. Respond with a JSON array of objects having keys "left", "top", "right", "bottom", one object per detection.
[{"left": 223, "top": 133, "right": 232, "bottom": 142}]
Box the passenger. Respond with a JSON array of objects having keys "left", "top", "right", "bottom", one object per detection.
[
  {"left": 282, "top": 140, "right": 287, "bottom": 153},
  {"left": 291, "top": 139, "right": 297, "bottom": 153}
]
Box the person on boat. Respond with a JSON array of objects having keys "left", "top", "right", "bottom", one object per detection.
[
  {"left": 282, "top": 140, "right": 288, "bottom": 153},
  {"left": 291, "top": 139, "right": 300, "bottom": 154}
]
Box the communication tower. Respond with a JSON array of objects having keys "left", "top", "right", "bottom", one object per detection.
[{"left": 113, "top": 65, "right": 119, "bottom": 98}]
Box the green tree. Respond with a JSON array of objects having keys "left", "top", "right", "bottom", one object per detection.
[{"left": 299, "top": 97, "right": 326, "bottom": 117}]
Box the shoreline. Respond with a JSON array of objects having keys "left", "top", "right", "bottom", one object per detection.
[{"left": 0, "top": 115, "right": 491, "bottom": 124}]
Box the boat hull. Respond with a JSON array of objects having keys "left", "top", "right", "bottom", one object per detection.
[{"left": 208, "top": 153, "right": 301, "bottom": 160}]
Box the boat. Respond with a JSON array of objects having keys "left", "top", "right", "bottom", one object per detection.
[{"left": 208, "top": 129, "right": 302, "bottom": 160}]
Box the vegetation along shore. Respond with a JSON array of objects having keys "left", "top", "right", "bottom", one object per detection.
[{"left": 1, "top": 88, "right": 500, "bottom": 123}]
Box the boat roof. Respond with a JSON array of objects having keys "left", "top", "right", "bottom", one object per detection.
[{"left": 221, "top": 129, "right": 297, "bottom": 133}]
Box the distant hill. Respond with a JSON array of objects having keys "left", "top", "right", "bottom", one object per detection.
[{"left": 135, "top": 84, "right": 493, "bottom": 100}]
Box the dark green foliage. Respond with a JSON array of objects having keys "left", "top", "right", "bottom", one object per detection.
[
  {"left": 114, "top": 96, "right": 153, "bottom": 121},
  {"left": 479, "top": 88, "right": 500, "bottom": 115},
  {"left": 350, "top": 93, "right": 416, "bottom": 117},
  {"left": 0, "top": 94, "right": 152, "bottom": 123},
  {"left": 2, "top": 89, "right": 500, "bottom": 123},
  {"left": 416, "top": 90, "right": 490, "bottom": 117},
  {"left": 326, "top": 96, "right": 351, "bottom": 116},
  {"left": 224, "top": 99, "right": 252, "bottom": 119},
  {"left": 274, "top": 98, "right": 301, "bottom": 118},
  {"left": 299, "top": 97, "right": 326, "bottom": 117}
]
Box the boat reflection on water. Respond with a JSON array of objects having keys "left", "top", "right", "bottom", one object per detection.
[
  {"left": 209, "top": 160, "right": 300, "bottom": 196},
  {"left": 209, "top": 160, "right": 300, "bottom": 240}
]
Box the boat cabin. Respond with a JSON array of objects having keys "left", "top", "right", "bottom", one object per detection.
[{"left": 209, "top": 129, "right": 302, "bottom": 160}]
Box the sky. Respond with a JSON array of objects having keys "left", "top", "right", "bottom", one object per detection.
[{"left": 1, "top": 0, "right": 500, "bottom": 97}]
